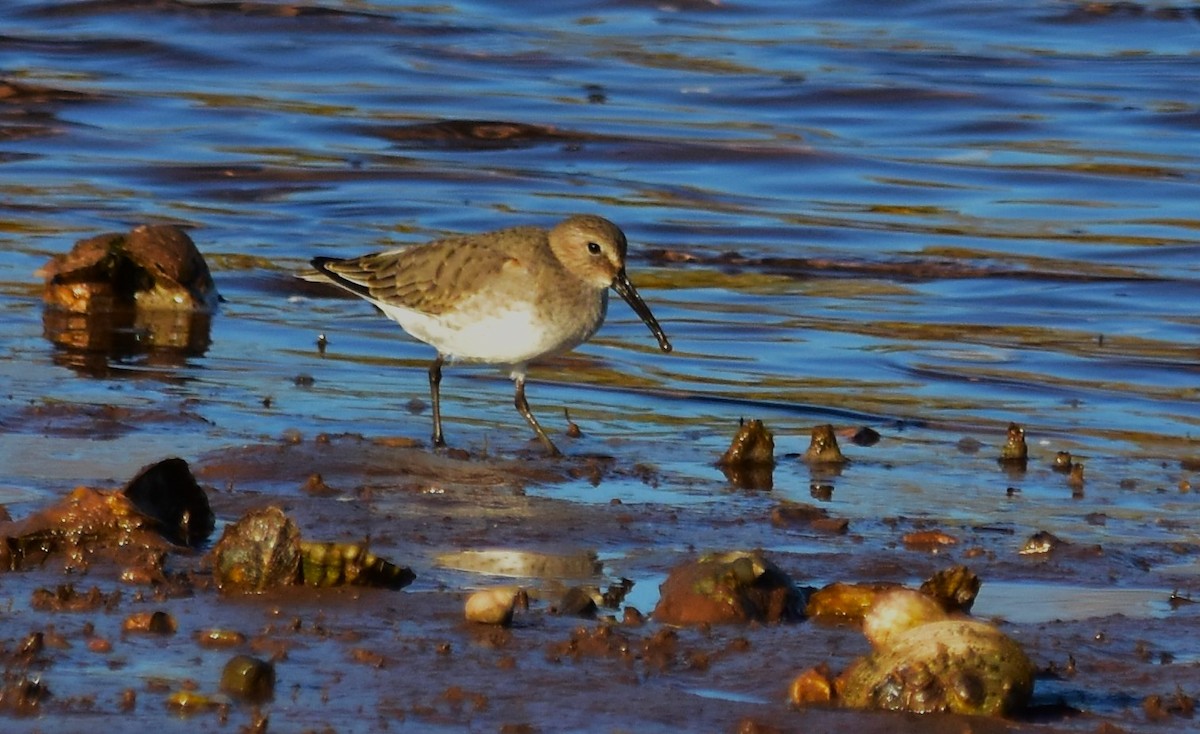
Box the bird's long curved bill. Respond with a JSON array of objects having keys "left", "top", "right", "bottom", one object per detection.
[{"left": 612, "top": 270, "right": 672, "bottom": 353}]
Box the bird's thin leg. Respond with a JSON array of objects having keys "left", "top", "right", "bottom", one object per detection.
[
  {"left": 428, "top": 355, "right": 446, "bottom": 447},
  {"left": 513, "top": 374, "right": 560, "bottom": 456}
]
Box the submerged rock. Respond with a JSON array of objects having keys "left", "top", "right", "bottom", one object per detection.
[
  {"left": 718, "top": 419, "right": 776, "bottom": 490},
  {"left": 38, "top": 225, "right": 218, "bottom": 369},
  {"left": 39, "top": 224, "right": 218, "bottom": 314},
  {"left": 998, "top": 422, "right": 1029, "bottom": 468},
  {"left": 803, "top": 424, "right": 846, "bottom": 465},
  {"left": 652, "top": 551, "right": 802, "bottom": 626}
]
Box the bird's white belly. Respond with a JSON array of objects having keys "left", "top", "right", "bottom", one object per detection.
[{"left": 378, "top": 299, "right": 599, "bottom": 366}]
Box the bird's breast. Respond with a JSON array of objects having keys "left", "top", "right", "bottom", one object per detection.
[{"left": 379, "top": 288, "right": 607, "bottom": 366}]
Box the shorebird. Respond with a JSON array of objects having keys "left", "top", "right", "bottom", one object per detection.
[{"left": 300, "top": 214, "right": 672, "bottom": 455}]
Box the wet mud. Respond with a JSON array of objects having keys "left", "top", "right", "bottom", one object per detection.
[{"left": 1, "top": 421, "right": 1199, "bottom": 733}]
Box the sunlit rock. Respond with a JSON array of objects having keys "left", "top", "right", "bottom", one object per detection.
[
  {"left": 652, "top": 550, "right": 802, "bottom": 626},
  {"left": 718, "top": 418, "right": 775, "bottom": 490},
  {"left": 838, "top": 590, "right": 1034, "bottom": 716},
  {"left": 803, "top": 424, "right": 846, "bottom": 465},
  {"left": 38, "top": 225, "right": 218, "bottom": 372}
]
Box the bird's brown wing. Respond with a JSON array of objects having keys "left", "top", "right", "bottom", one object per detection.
[{"left": 311, "top": 236, "right": 525, "bottom": 316}]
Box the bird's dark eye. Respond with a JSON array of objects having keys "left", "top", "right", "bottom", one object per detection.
[{"left": 587, "top": 242, "right": 602, "bottom": 255}]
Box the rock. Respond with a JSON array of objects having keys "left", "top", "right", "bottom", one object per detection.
[
  {"left": 465, "top": 587, "right": 527, "bottom": 626},
  {"left": 652, "top": 551, "right": 801, "bottom": 626},
  {"left": 39, "top": 224, "right": 218, "bottom": 314},
  {"left": 788, "top": 663, "right": 836, "bottom": 706},
  {"left": 211, "top": 506, "right": 413, "bottom": 592},
  {"left": 838, "top": 612, "right": 1034, "bottom": 716},
  {"left": 998, "top": 422, "right": 1028, "bottom": 468},
  {"left": 807, "top": 566, "right": 980, "bottom": 623},
  {"left": 803, "top": 424, "right": 846, "bottom": 465},
  {"left": 718, "top": 419, "right": 775, "bottom": 490},
  {"left": 860, "top": 589, "right": 946, "bottom": 648},
  {"left": 38, "top": 225, "right": 217, "bottom": 368},
  {"left": 211, "top": 507, "right": 302, "bottom": 592},
  {"left": 0, "top": 484, "right": 179, "bottom": 574},
  {"left": 770, "top": 502, "right": 849, "bottom": 535},
  {"left": 919, "top": 565, "right": 981, "bottom": 614},
  {"left": 806, "top": 581, "right": 900, "bottom": 624},
  {"left": 220, "top": 655, "right": 275, "bottom": 702},
  {"left": 123, "top": 610, "right": 177, "bottom": 634},
  {"left": 556, "top": 586, "right": 598, "bottom": 618},
  {"left": 122, "top": 457, "right": 214, "bottom": 547}
]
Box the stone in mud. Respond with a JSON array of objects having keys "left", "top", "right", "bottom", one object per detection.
[
  {"left": 770, "top": 501, "right": 849, "bottom": 535},
  {"left": 122, "top": 457, "right": 214, "bottom": 547},
  {"left": 718, "top": 419, "right": 775, "bottom": 490},
  {"left": 211, "top": 506, "right": 414, "bottom": 592},
  {"left": 123, "top": 610, "right": 177, "bottom": 635},
  {"left": 556, "top": 586, "right": 599, "bottom": 618},
  {"left": 901, "top": 529, "right": 958, "bottom": 551},
  {"left": 1019, "top": 530, "right": 1065, "bottom": 556},
  {"left": 220, "top": 655, "right": 275, "bottom": 702},
  {"left": 788, "top": 662, "right": 836, "bottom": 706},
  {"left": 211, "top": 506, "right": 302, "bottom": 592},
  {"left": 465, "top": 587, "right": 528, "bottom": 626},
  {"left": 806, "top": 566, "right": 981, "bottom": 623},
  {"left": 652, "top": 550, "right": 802, "bottom": 626},
  {"left": 919, "top": 565, "right": 981, "bottom": 614},
  {"left": 0, "top": 677, "right": 50, "bottom": 716},
  {"left": 837, "top": 589, "right": 1034, "bottom": 716},
  {"left": 166, "top": 689, "right": 226, "bottom": 714},
  {"left": 803, "top": 424, "right": 846, "bottom": 465},
  {"left": 0, "top": 486, "right": 177, "bottom": 574},
  {"left": 0, "top": 458, "right": 213, "bottom": 579}
]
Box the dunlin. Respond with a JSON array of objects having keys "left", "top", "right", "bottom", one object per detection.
[{"left": 300, "top": 214, "right": 672, "bottom": 455}]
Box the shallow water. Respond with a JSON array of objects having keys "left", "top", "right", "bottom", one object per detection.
[
  {"left": 3, "top": 0, "right": 1196, "bottom": 472},
  {"left": 1, "top": 0, "right": 1199, "bottom": 729}
]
